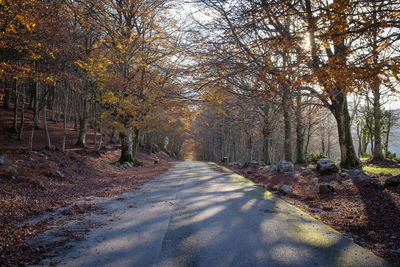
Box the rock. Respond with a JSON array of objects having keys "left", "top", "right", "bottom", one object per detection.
[
  {"left": 277, "top": 160, "right": 294, "bottom": 172},
  {"left": 339, "top": 172, "right": 348, "bottom": 178},
  {"left": 379, "top": 172, "right": 385, "bottom": 176},
  {"left": 367, "top": 230, "right": 376, "bottom": 237},
  {"left": 391, "top": 235, "right": 397, "bottom": 240},
  {"left": 244, "top": 160, "right": 259, "bottom": 168},
  {"left": 258, "top": 161, "right": 266, "bottom": 166},
  {"left": 319, "top": 183, "right": 335, "bottom": 194},
  {"left": 56, "top": 170, "right": 65, "bottom": 178},
  {"left": 115, "top": 162, "right": 121, "bottom": 168},
  {"left": 368, "top": 179, "right": 382, "bottom": 188},
  {"left": 311, "top": 208, "right": 324, "bottom": 214},
  {"left": 316, "top": 159, "right": 340, "bottom": 174},
  {"left": 355, "top": 173, "right": 370, "bottom": 182},
  {"left": 122, "top": 163, "right": 130, "bottom": 169},
  {"left": 279, "top": 184, "right": 293, "bottom": 194},
  {"left": 384, "top": 175, "right": 400, "bottom": 188}
]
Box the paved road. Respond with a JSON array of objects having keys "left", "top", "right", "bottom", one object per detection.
[{"left": 38, "top": 161, "right": 388, "bottom": 266}]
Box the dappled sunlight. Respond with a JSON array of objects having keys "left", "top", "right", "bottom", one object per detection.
[
  {"left": 270, "top": 244, "right": 311, "bottom": 265},
  {"left": 240, "top": 199, "right": 257, "bottom": 212},
  {"left": 32, "top": 161, "right": 389, "bottom": 266},
  {"left": 188, "top": 205, "right": 226, "bottom": 223},
  {"left": 287, "top": 222, "right": 337, "bottom": 247}
]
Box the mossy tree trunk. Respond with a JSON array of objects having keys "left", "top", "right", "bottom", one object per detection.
[
  {"left": 119, "top": 128, "right": 141, "bottom": 166},
  {"left": 132, "top": 127, "right": 141, "bottom": 165},
  {"left": 332, "top": 93, "right": 360, "bottom": 169}
]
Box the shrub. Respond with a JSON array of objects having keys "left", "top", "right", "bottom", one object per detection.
[
  {"left": 387, "top": 151, "right": 397, "bottom": 160},
  {"left": 307, "top": 152, "right": 326, "bottom": 162}
]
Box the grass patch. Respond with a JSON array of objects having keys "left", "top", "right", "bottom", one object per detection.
[{"left": 362, "top": 166, "right": 400, "bottom": 176}]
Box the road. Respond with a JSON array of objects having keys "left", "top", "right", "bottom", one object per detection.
[{"left": 34, "top": 161, "right": 389, "bottom": 267}]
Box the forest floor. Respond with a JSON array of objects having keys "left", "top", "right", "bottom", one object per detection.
[
  {"left": 220, "top": 160, "right": 400, "bottom": 266},
  {"left": 0, "top": 107, "right": 174, "bottom": 266}
]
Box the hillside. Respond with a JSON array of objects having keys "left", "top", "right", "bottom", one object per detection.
[{"left": 0, "top": 107, "right": 175, "bottom": 266}]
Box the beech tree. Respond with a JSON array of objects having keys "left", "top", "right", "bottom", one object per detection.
[
  {"left": 191, "top": 0, "right": 400, "bottom": 168},
  {"left": 77, "top": 0, "right": 183, "bottom": 164}
]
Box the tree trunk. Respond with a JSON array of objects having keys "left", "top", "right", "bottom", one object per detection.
[
  {"left": 357, "top": 124, "right": 362, "bottom": 158},
  {"left": 372, "top": 86, "right": 383, "bottom": 160},
  {"left": 148, "top": 133, "right": 153, "bottom": 155},
  {"left": 362, "top": 134, "right": 368, "bottom": 157},
  {"left": 74, "top": 112, "right": 78, "bottom": 131},
  {"left": 33, "top": 81, "right": 40, "bottom": 129},
  {"left": 97, "top": 120, "right": 103, "bottom": 153},
  {"left": 119, "top": 130, "right": 133, "bottom": 163},
  {"left": 119, "top": 128, "right": 141, "bottom": 165},
  {"left": 295, "top": 94, "right": 304, "bottom": 163},
  {"left": 304, "top": 113, "right": 313, "bottom": 163},
  {"left": 43, "top": 103, "right": 51, "bottom": 150},
  {"left": 282, "top": 89, "right": 292, "bottom": 161},
  {"left": 384, "top": 112, "right": 392, "bottom": 158},
  {"left": 76, "top": 94, "right": 89, "bottom": 147},
  {"left": 29, "top": 121, "right": 35, "bottom": 152},
  {"left": 62, "top": 86, "right": 70, "bottom": 153},
  {"left": 3, "top": 81, "right": 11, "bottom": 109},
  {"left": 332, "top": 94, "right": 360, "bottom": 168},
  {"left": 246, "top": 134, "right": 253, "bottom": 162},
  {"left": 28, "top": 82, "right": 34, "bottom": 109},
  {"left": 13, "top": 80, "right": 19, "bottom": 132},
  {"left": 93, "top": 104, "right": 97, "bottom": 145},
  {"left": 51, "top": 88, "right": 56, "bottom": 121},
  {"left": 132, "top": 127, "right": 141, "bottom": 164},
  {"left": 262, "top": 132, "right": 271, "bottom": 165},
  {"left": 327, "top": 127, "right": 331, "bottom": 158},
  {"left": 111, "top": 129, "right": 118, "bottom": 144},
  {"left": 17, "top": 85, "right": 25, "bottom": 141}
]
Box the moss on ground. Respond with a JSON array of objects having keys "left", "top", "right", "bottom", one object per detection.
[{"left": 362, "top": 166, "right": 400, "bottom": 176}]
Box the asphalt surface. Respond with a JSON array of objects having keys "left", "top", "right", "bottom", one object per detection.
[{"left": 35, "top": 161, "right": 389, "bottom": 267}]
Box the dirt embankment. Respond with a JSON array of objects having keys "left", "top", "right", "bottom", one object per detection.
[
  {"left": 0, "top": 107, "right": 175, "bottom": 266},
  {"left": 220, "top": 162, "right": 400, "bottom": 266}
]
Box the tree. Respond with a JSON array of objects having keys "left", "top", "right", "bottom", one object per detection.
[{"left": 78, "top": 0, "right": 183, "bottom": 164}]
